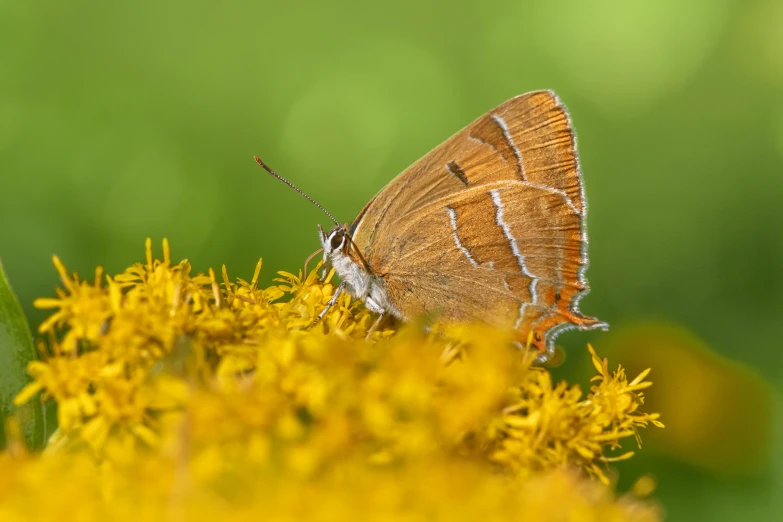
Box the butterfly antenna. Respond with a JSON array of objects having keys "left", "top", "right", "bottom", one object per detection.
[{"left": 254, "top": 156, "right": 340, "bottom": 227}]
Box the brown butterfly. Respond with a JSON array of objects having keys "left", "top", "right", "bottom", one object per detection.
[{"left": 256, "top": 90, "right": 607, "bottom": 360}]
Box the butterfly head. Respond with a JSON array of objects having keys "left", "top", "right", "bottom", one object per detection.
[{"left": 319, "top": 224, "right": 350, "bottom": 256}]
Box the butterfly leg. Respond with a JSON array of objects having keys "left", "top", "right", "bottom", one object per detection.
[
  {"left": 320, "top": 254, "right": 331, "bottom": 281},
  {"left": 311, "top": 280, "right": 345, "bottom": 326},
  {"left": 366, "top": 311, "right": 385, "bottom": 339},
  {"left": 363, "top": 296, "right": 387, "bottom": 339},
  {"left": 317, "top": 224, "right": 331, "bottom": 280}
]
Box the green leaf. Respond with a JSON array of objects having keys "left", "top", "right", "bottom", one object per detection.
[{"left": 0, "top": 259, "right": 45, "bottom": 450}]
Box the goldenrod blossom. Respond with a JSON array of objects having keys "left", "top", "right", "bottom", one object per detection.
[{"left": 4, "top": 239, "right": 663, "bottom": 520}]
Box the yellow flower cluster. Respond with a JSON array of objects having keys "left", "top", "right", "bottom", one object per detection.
[
  {"left": 0, "top": 450, "right": 661, "bottom": 521},
  {"left": 4, "top": 239, "right": 663, "bottom": 521}
]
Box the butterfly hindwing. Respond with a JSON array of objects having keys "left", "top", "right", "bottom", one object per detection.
[{"left": 350, "top": 90, "right": 605, "bottom": 352}]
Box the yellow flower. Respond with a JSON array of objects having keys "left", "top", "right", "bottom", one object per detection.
[
  {"left": 0, "top": 450, "right": 662, "bottom": 522},
  {"left": 5, "top": 239, "right": 663, "bottom": 520},
  {"left": 487, "top": 345, "right": 664, "bottom": 483}
]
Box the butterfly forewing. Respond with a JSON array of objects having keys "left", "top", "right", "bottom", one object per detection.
[{"left": 351, "top": 90, "right": 605, "bottom": 353}]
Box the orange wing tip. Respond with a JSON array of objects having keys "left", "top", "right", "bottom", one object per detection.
[
  {"left": 590, "top": 321, "right": 610, "bottom": 331},
  {"left": 525, "top": 316, "right": 609, "bottom": 364}
]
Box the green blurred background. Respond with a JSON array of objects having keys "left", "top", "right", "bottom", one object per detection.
[{"left": 1, "top": 0, "right": 782, "bottom": 519}]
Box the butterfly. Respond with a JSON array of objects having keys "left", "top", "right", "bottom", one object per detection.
[{"left": 256, "top": 90, "right": 607, "bottom": 360}]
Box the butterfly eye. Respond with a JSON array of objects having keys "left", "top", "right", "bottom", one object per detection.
[{"left": 330, "top": 233, "right": 344, "bottom": 251}]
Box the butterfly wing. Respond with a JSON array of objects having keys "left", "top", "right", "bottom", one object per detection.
[
  {"left": 352, "top": 90, "right": 584, "bottom": 251},
  {"left": 351, "top": 91, "right": 606, "bottom": 353}
]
